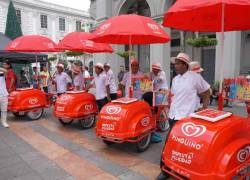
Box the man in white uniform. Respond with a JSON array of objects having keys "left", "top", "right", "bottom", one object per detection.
[
  {"left": 157, "top": 53, "right": 210, "bottom": 180},
  {"left": 120, "top": 58, "right": 144, "bottom": 99},
  {"left": 104, "top": 63, "right": 117, "bottom": 100},
  {"left": 0, "top": 67, "right": 9, "bottom": 128},
  {"left": 72, "top": 63, "right": 84, "bottom": 91},
  {"left": 53, "top": 64, "right": 72, "bottom": 96},
  {"left": 86, "top": 63, "right": 110, "bottom": 111}
]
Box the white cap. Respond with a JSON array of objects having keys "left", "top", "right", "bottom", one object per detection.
[{"left": 94, "top": 62, "right": 104, "bottom": 70}]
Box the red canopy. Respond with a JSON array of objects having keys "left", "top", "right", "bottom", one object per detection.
[
  {"left": 163, "top": 0, "right": 250, "bottom": 32},
  {"left": 5, "top": 35, "right": 58, "bottom": 52},
  {"left": 92, "top": 14, "right": 170, "bottom": 44},
  {"left": 57, "top": 32, "right": 113, "bottom": 53}
]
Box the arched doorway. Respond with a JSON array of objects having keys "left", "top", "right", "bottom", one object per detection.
[{"left": 119, "top": 0, "right": 151, "bottom": 73}]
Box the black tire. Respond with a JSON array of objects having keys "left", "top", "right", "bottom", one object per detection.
[
  {"left": 27, "top": 109, "right": 44, "bottom": 120},
  {"left": 102, "top": 140, "right": 114, "bottom": 145},
  {"left": 136, "top": 133, "right": 151, "bottom": 152},
  {"left": 13, "top": 112, "right": 26, "bottom": 118},
  {"left": 158, "top": 110, "right": 170, "bottom": 132},
  {"left": 58, "top": 119, "right": 73, "bottom": 125},
  {"left": 79, "top": 116, "right": 95, "bottom": 129}
]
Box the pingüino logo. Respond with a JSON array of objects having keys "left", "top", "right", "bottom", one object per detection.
[
  {"left": 106, "top": 106, "right": 121, "bottom": 115},
  {"left": 237, "top": 146, "right": 250, "bottom": 163},
  {"left": 171, "top": 135, "right": 203, "bottom": 150},
  {"left": 181, "top": 122, "right": 206, "bottom": 137}
]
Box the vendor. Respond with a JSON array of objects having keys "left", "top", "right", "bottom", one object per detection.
[
  {"left": 157, "top": 52, "right": 210, "bottom": 180},
  {"left": 3, "top": 60, "right": 17, "bottom": 93},
  {"left": 104, "top": 63, "right": 117, "bottom": 100},
  {"left": 86, "top": 63, "right": 110, "bottom": 111},
  {"left": 53, "top": 64, "right": 72, "bottom": 96},
  {"left": 143, "top": 63, "right": 168, "bottom": 106},
  {"left": 72, "top": 63, "right": 84, "bottom": 91},
  {"left": 40, "top": 66, "right": 50, "bottom": 93},
  {"left": 120, "top": 58, "right": 144, "bottom": 99},
  {"left": 0, "top": 67, "right": 9, "bottom": 128}
]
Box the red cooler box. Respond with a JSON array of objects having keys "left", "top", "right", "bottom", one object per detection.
[{"left": 162, "top": 109, "right": 250, "bottom": 180}]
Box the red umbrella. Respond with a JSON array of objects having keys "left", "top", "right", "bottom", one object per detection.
[
  {"left": 5, "top": 35, "right": 58, "bottom": 52},
  {"left": 163, "top": 0, "right": 250, "bottom": 32},
  {"left": 57, "top": 32, "right": 113, "bottom": 53},
  {"left": 163, "top": 0, "right": 250, "bottom": 110},
  {"left": 92, "top": 14, "right": 170, "bottom": 44}
]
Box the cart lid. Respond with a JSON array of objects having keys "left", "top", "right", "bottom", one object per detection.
[
  {"left": 112, "top": 97, "right": 138, "bottom": 104},
  {"left": 190, "top": 109, "right": 232, "bottom": 122},
  {"left": 16, "top": 87, "right": 33, "bottom": 91},
  {"left": 66, "top": 90, "right": 85, "bottom": 94}
]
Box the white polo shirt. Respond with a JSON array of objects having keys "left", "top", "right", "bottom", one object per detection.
[
  {"left": 151, "top": 70, "right": 168, "bottom": 91},
  {"left": 73, "top": 73, "right": 84, "bottom": 90},
  {"left": 169, "top": 71, "right": 210, "bottom": 120},
  {"left": 0, "top": 73, "right": 8, "bottom": 97},
  {"left": 106, "top": 69, "right": 117, "bottom": 94},
  {"left": 54, "top": 72, "right": 72, "bottom": 93},
  {"left": 121, "top": 71, "right": 144, "bottom": 99},
  {"left": 91, "top": 72, "right": 109, "bottom": 100}
]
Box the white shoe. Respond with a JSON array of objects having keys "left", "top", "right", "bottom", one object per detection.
[{"left": 1, "top": 121, "right": 9, "bottom": 128}]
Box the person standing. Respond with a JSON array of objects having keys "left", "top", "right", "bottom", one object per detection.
[
  {"left": 40, "top": 66, "right": 50, "bottom": 93},
  {"left": 72, "top": 63, "right": 84, "bottom": 91},
  {"left": 0, "top": 67, "right": 9, "bottom": 128},
  {"left": 3, "top": 60, "right": 16, "bottom": 93},
  {"left": 120, "top": 58, "right": 144, "bottom": 99},
  {"left": 157, "top": 53, "right": 210, "bottom": 180},
  {"left": 53, "top": 64, "right": 72, "bottom": 96},
  {"left": 86, "top": 63, "right": 110, "bottom": 111},
  {"left": 18, "top": 70, "right": 29, "bottom": 88},
  {"left": 104, "top": 63, "right": 117, "bottom": 100}
]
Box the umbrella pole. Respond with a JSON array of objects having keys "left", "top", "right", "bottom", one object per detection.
[
  {"left": 35, "top": 55, "right": 39, "bottom": 90},
  {"left": 218, "top": 3, "right": 225, "bottom": 111},
  {"left": 129, "top": 35, "right": 133, "bottom": 98}
]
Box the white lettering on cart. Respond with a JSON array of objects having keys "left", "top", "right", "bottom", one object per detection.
[
  {"left": 181, "top": 122, "right": 206, "bottom": 137},
  {"left": 85, "top": 104, "right": 93, "bottom": 111},
  {"left": 171, "top": 135, "right": 203, "bottom": 150},
  {"left": 171, "top": 150, "right": 194, "bottom": 164},
  {"left": 170, "top": 165, "right": 191, "bottom": 178},
  {"left": 102, "top": 124, "right": 115, "bottom": 131},
  {"left": 100, "top": 115, "right": 120, "bottom": 121},
  {"left": 106, "top": 106, "right": 121, "bottom": 115},
  {"left": 237, "top": 146, "right": 250, "bottom": 163},
  {"left": 28, "top": 98, "right": 38, "bottom": 105}
]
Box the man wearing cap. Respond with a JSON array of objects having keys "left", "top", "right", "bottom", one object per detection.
[
  {"left": 120, "top": 58, "right": 144, "bottom": 99},
  {"left": 86, "top": 63, "right": 110, "bottom": 111},
  {"left": 157, "top": 53, "right": 210, "bottom": 180},
  {"left": 72, "top": 62, "right": 84, "bottom": 91},
  {"left": 104, "top": 63, "right": 117, "bottom": 100},
  {"left": 53, "top": 64, "right": 72, "bottom": 96},
  {"left": 143, "top": 63, "right": 168, "bottom": 106}
]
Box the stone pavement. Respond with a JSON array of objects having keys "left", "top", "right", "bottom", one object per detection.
[{"left": 0, "top": 104, "right": 247, "bottom": 180}]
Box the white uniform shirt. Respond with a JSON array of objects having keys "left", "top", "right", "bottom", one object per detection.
[
  {"left": 73, "top": 73, "right": 84, "bottom": 91},
  {"left": 84, "top": 70, "right": 90, "bottom": 78},
  {"left": 0, "top": 74, "right": 8, "bottom": 97},
  {"left": 169, "top": 71, "right": 210, "bottom": 120},
  {"left": 91, "top": 72, "right": 109, "bottom": 100},
  {"left": 121, "top": 71, "right": 144, "bottom": 99},
  {"left": 106, "top": 69, "right": 117, "bottom": 94},
  {"left": 54, "top": 72, "right": 72, "bottom": 93},
  {"left": 151, "top": 70, "right": 168, "bottom": 91}
]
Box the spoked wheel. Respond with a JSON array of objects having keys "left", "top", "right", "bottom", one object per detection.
[
  {"left": 27, "top": 109, "right": 44, "bottom": 120},
  {"left": 79, "top": 116, "right": 95, "bottom": 129},
  {"left": 135, "top": 133, "right": 151, "bottom": 152},
  {"left": 13, "top": 112, "right": 26, "bottom": 118},
  {"left": 58, "top": 119, "right": 73, "bottom": 126},
  {"left": 158, "top": 110, "right": 170, "bottom": 132},
  {"left": 102, "top": 140, "right": 114, "bottom": 145}
]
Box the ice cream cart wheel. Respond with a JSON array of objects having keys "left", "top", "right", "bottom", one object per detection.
[
  {"left": 79, "top": 116, "right": 95, "bottom": 129},
  {"left": 102, "top": 140, "right": 114, "bottom": 145},
  {"left": 136, "top": 133, "right": 152, "bottom": 152},
  {"left": 58, "top": 119, "right": 73, "bottom": 125},
  {"left": 13, "top": 112, "right": 27, "bottom": 118},
  {"left": 27, "top": 109, "right": 44, "bottom": 120}
]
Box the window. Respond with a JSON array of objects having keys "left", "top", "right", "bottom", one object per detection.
[
  {"left": 171, "top": 39, "right": 180, "bottom": 47},
  {"left": 59, "top": 17, "right": 65, "bottom": 31},
  {"left": 16, "top": 10, "right": 21, "bottom": 25},
  {"left": 76, "top": 21, "right": 81, "bottom": 31},
  {"left": 40, "top": 15, "right": 47, "bottom": 29}
]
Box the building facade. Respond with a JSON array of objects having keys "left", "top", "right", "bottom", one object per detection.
[
  {"left": 89, "top": 0, "right": 250, "bottom": 85},
  {"left": 0, "top": 0, "right": 94, "bottom": 43}
]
